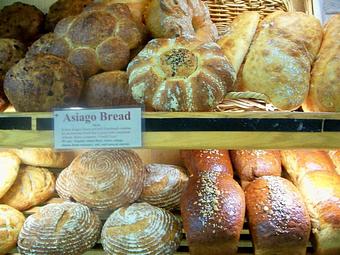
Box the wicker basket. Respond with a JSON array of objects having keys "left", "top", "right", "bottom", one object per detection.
[{"left": 204, "top": 0, "right": 295, "bottom": 35}]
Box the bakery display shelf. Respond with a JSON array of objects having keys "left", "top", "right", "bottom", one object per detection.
[{"left": 0, "top": 111, "right": 340, "bottom": 149}]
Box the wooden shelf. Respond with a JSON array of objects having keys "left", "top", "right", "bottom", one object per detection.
[{"left": 0, "top": 112, "right": 340, "bottom": 149}]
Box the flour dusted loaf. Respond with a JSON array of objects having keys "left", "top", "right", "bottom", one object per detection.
[
  {"left": 241, "top": 11, "right": 323, "bottom": 110},
  {"left": 18, "top": 202, "right": 101, "bottom": 255},
  {"left": 140, "top": 164, "right": 188, "bottom": 210},
  {"left": 0, "top": 166, "right": 55, "bottom": 211},
  {"left": 101, "top": 202, "right": 182, "bottom": 255},
  {"left": 245, "top": 176, "right": 311, "bottom": 255},
  {"left": 0, "top": 205, "right": 25, "bottom": 255},
  {"left": 4, "top": 54, "right": 84, "bottom": 112},
  {"left": 303, "top": 14, "right": 340, "bottom": 112},
  {"left": 56, "top": 150, "right": 145, "bottom": 212},
  {"left": 128, "top": 36, "right": 235, "bottom": 111},
  {"left": 145, "top": 0, "right": 218, "bottom": 42},
  {"left": 0, "top": 151, "right": 20, "bottom": 199},
  {"left": 104, "top": 0, "right": 148, "bottom": 23}
]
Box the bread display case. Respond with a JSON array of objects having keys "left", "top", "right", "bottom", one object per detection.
[{"left": 0, "top": 0, "right": 339, "bottom": 255}]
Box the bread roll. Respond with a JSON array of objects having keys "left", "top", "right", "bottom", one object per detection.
[
  {"left": 56, "top": 150, "right": 145, "bottom": 212},
  {"left": 303, "top": 14, "right": 340, "bottom": 112},
  {"left": 0, "top": 151, "right": 20, "bottom": 199},
  {"left": 102, "top": 202, "right": 182, "bottom": 254},
  {"left": 245, "top": 176, "right": 311, "bottom": 255},
  {"left": 181, "top": 149, "right": 245, "bottom": 255},
  {"left": 145, "top": 0, "right": 218, "bottom": 42},
  {"left": 0, "top": 205, "right": 25, "bottom": 255},
  {"left": 241, "top": 11, "right": 323, "bottom": 110},
  {"left": 128, "top": 36, "right": 235, "bottom": 111},
  {"left": 9, "top": 148, "right": 75, "bottom": 168},
  {"left": 104, "top": 0, "right": 148, "bottom": 24},
  {"left": 18, "top": 202, "right": 101, "bottom": 255},
  {"left": 217, "top": 12, "right": 260, "bottom": 76},
  {"left": 0, "top": 166, "right": 55, "bottom": 211},
  {"left": 297, "top": 171, "right": 340, "bottom": 255},
  {"left": 281, "top": 150, "right": 336, "bottom": 184},
  {"left": 328, "top": 150, "right": 340, "bottom": 174},
  {"left": 4, "top": 54, "right": 84, "bottom": 112},
  {"left": 140, "top": 164, "right": 188, "bottom": 209},
  {"left": 230, "top": 150, "right": 281, "bottom": 188}
]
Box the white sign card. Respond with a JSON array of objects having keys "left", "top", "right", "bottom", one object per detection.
[{"left": 53, "top": 107, "right": 143, "bottom": 149}]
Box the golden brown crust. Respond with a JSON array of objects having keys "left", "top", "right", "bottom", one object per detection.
[
  {"left": 303, "top": 14, "right": 340, "bottom": 112},
  {"left": 0, "top": 151, "right": 21, "bottom": 199},
  {"left": 0, "top": 166, "right": 55, "bottom": 211},
  {"left": 245, "top": 176, "right": 311, "bottom": 255},
  {"left": 3, "top": 54, "right": 84, "bottom": 112},
  {"left": 328, "top": 150, "right": 340, "bottom": 175},
  {"left": 230, "top": 150, "right": 281, "bottom": 188},
  {"left": 0, "top": 205, "right": 25, "bottom": 255}
]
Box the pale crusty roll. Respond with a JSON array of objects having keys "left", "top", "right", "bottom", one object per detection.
[
  {"left": 217, "top": 11, "right": 260, "bottom": 76},
  {"left": 297, "top": 171, "right": 340, "bottom": 255},
  {"left": 230, "top": 150, "right": 281, "bottom": 188},
  {"left": 303, "top": 14, "right": 340, "bottom": 112},
  {"left": 0, "top": 205, "right": 25, "bottom": 255},
  {"left": 328, "top": 150, "right": 340, "bottom": 175},
  {"left": 9, "top": 148, "right": 75, "bottom": 168},
  {"left": 102, "top": 202, "right": 182, "bottom": 254},
  {"left": 241, "top": 11, "right": 323, "bottom": 110},
  {"left": 0, "top": 151, "right": 20, "bottom": 199},
  {"left": 245, "top": 176, "right": 311, "bottom": 255},
  {"left": 281, "top": 150, "right": 336, "bottom": 184},
  {"left": 56, "top": 150, "right": 145, "bottom": 212},
  {"left": 0, "top": 166, "right": 55, "bottom": 211},
  {"left": 18, "top": 202, "right": 101, "bottom": 255},
  {"left": 140, "top": 164, "right": 188, "bottom": 210}
]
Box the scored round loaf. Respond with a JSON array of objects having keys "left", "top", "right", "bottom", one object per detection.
[
  {"left": 0, "top": 151, "right": 21, "bottom": 199},
  {"left": 245, "top": 176, "right": 311, "bottom": 255},
  {"left": 140, "top": 164, "right": 188, "bottom": 210},
  {"left": 102, "top": 202, "right": 182, "bottom": 255},
  {"left": 18, "top": 202, "right": 101, "bottom": 255},
  {"left": 127, "top": 36, "right": 236, "bottom": 111},
  {"left": 145, "top": 0, "right": 218, "bottom": 42},
  {"left": 0, "top": 165, "right": 55, "bottom": 211},
  {"left": 56, "top": 149, "right": 145, "bottom": 212},
  {"left": 4, "top": 54, "right": 84, "bottom": 112},
  {"left": 0, "top": 205, "right": 25, "bottom": 255},
  {"left": 9, "top": 148, "right": 75, "bottom": 168}
]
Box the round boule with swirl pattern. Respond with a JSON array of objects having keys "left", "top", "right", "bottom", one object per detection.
[
  {"left": 56, "top": 149, "right": 145, "bottom": 212},
  {"left": 127, "top": 36, "right": 236, "bottom": 111},
  {"left": 102, "top": 202, "right": 182, "bottom": 255},
  {"left": 17, "top": 202, "right": 101, "bottom": 255}
]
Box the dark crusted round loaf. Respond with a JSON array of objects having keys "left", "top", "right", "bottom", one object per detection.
[{"left": 4, "top": 54, "right": 84, "bottom": 112}]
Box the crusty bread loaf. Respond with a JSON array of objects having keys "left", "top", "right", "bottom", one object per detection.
[
  {"left": 4, "top": 54, "right": 84, "bottom": 112},
  {"left": 328, "top": 150, "right": 340, "bottom": 175},
  {"left": 181, "top": 149, "right": 245, "bottom": 255},
  {"left": 0, "top": 151, "right": 20, "bottom": 199},
  {"left": 0, "top": 166, "right": 55, "bottom": 211},
  {"left": 240, "top": 11, "right": 323, "bottom": 110},
  {"left": 245, "top": 176, "right": 311, "bottom": 255},
  {"left": 217, "top": 12, "right": 260, "bottom": 76},
  {"left": 230, "top": 150, "right": 281, "bottom": 188},
  {"left": 145, "top": 0, "right": 218, "bottom": 42},
  {"left": 18, "top": 202, "right": 101, "bottom": 255},
  {"left": 104, "top": 0, "right": 148, "bottom": 23},
  {"left": 303, "top": 14, "right": 340, "bottom": 112},
  {"left": 102, "top": 202, "right": 182, "bottom": 254},
  {"left": 128, "top": 36, "right": 235, "bottom": 111},
  {"left": 281, "top": 150, "right": 336, "bottom": 184},
  {"left": 297, "top": 171, "right": 340, "bottom": 255},
  {"left": 56, "top": 150, "right": 145, "bottom": 213},
  {"left": 0, "top": 205, "right": 25, "bottom": 255},
  {"left": 140, "top": 164, "right": 188, "bottom": 209}
]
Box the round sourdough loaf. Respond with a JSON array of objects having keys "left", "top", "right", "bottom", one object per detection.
[
  {"left": 0, "top": 151, "right": 21, "bottom": 199},
  {"left": 18, "top": 202, "right": 101, "bottom": 255},
  {"left": 0, "top": 205, "right": 25, "bottom": 255},
  {"left": 127, "top": 36, "right": 235, "bottom": 111},
  {"left": 56, "top": 150, "right": 145, "bottom": 212},
  {"left": 102, "top": 202, "right": 182, "bottom": 255},
  {"left": 0, "top": 165, "right": 55, "bottom": 211},
  {"left": 140, "top": 164, "right": 188, "bottom": 210}
]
